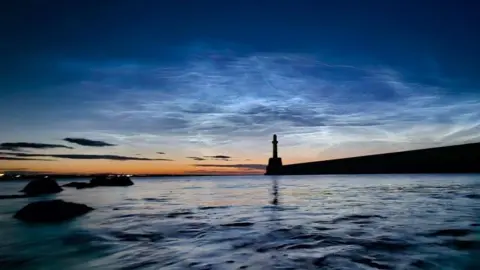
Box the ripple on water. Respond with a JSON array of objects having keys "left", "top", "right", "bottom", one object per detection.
[
  {"left": 62, "top": 230, "right": 107, "bottom": 245},
  {"left": 465, "top": 194, "right": 480, "bottom": 199},
  {"left": 331, "top": 214, "right": 386, "bottom": 224},
  {"left": 351, "top": 256, "right": 392, "bottom": 270},
  {"left": 0, "top": 256, "right": 30, "bottom": 270},
  {"left": 427, "top": 228, "right": 472, "bottom": 237},
  {"left": 143, "top": 198, "right": 170, "bottom": 202},
  {"left": 220, "top": 222, "right": 254, "bottom": 227},
  {"left": 109, "top": 213, "right": 164, "bottom": 223},
  {"left": 119, "top": 260, "right": 158, "bottom": 270},
  {"left": 410, "top": 258, "right": 438, "bottom": 269},
  {"left": 283, "top": 241, "right": 327, "bottom": 251},
  {"left": 109, "top": 231, "right": 164, "bottom": 242},
  {"left": 198, "top": 205, "right": 230, "bottom": 210},
  {"left": 176, "top": 222, "right": 211, "bottom": 239},
  {"left": 356, "top": 236, "right": 413, "bottom": 251},
  {"left": 446, "top": 239, "right": 479, "bottom": 250},
  {"left": 289, "top": 244, "right": 363, "bottom": 268},
  {"left": 166, "top": 210, "right": 194, "bottom": 218}
]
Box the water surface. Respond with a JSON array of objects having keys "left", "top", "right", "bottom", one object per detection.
[{"left": 0, "top": 175, "right": 479, "bottom": 269}]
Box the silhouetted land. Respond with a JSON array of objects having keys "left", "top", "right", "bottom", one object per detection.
[{"left": 276, "top": 142, "right": 480, "bottom": 175}]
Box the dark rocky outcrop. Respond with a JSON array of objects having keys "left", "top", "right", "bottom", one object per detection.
[
  {"left": 63, "top": 175, "right": 134, "bottom": 189},
  {"left": 62, "top": 182, "right": 93, "bottom": 189},
  {"left": 20, "top": 177, "right": 63, "bottom": 196},
  {"left": 90, "top": 175, "right": 134, "bottom": 187},
  {"left": 62, "top": 181, "right": 83, "bottom": 187},
  {"left": 14, "top": 200, "right": 93, "bottom": 223}
]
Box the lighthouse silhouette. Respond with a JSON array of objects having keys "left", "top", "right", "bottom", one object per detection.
[{"left": 265, "top": 134, "right": 283, "bottom": 175}]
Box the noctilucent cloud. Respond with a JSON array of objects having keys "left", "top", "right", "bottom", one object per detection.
[{"left": 1, "top": 1, "right": 479, "bottom": 174}]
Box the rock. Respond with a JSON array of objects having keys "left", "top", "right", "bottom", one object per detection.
[
  {"left": 14, "top": 200, "right": 93, "bottom": 223},
  {"left": 63, "top": 181, "right": 84, "bottom": 187},
  {"left": 63, "top": 176, "right": 134, "bottom": 190},
  {"left": 77, "top": 183, "right": 96, "bottom": 189},
  {"left": 20, "top": 177, "right": 63, "bottom": 196},
  {"left": 63, "top": 182, "right": 94, "bottom": 189},
  {"left": 90, "top": 175, "right": 134, "bottom": 187}
]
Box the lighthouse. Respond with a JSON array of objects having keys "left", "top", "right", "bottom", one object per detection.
[
  {"left": 265, "top": 134, "right": 283, "bottom": 175},
  {"left": 272, "top": 134, "right": 278, "bottom": 158}
]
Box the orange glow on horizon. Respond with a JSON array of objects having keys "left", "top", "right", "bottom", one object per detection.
[
  {"left": 0, "top": 147, "right": 351, "bottom": 176},
  {"left": 0, "top": 159, "right": 266, "bottom": 175}
]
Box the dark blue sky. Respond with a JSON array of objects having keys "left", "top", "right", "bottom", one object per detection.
[
  {"left": 1, "top": 0, "right": 479, "bottom": 173},
  {"left": 3, "top": 1, "right": 479, "bottom": 80}
]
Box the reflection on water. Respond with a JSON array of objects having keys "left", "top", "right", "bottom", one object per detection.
[
  {"left": 0, "top": 175, "right": 479, "bottom": 269},
  {"left": 271, "top": 177, "right": 279, "bottom": 206}
]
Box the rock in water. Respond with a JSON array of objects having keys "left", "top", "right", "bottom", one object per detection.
[
  {"left": 20, "top": 178, "right": 63, "bottom": 196},
  {"left": 64, "top": 176, "right": 133, "bottom": 189},
  {"left": 63, "top": 181, "right": 84, "bottom": 187},
  {"left": 63, "top": 182, "right": 93, "bottom": 189},
  {"left": 14, "top": 200, "right": 93, "bottom": 223},
  {"left": 90, "top": 175, "right": 134, "bottom": 187}
]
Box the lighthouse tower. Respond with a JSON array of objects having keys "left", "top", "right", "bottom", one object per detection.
[{"left": 265, "top": 134, "right": 283, "bottom": 175}]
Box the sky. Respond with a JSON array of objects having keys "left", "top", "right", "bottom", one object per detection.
[{"left": 1, "top": 0, "right": 479, "bottom": 175}]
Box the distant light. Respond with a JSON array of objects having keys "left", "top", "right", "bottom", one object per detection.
[
  {"left": 16, "top": 175, "right": 21, "bottom": 178},
  {"left": 0, "top": 173, "right": 4, "bottom": 177},
  {"left": 126, "top": 174, "right": 132, "bottom": 177}
]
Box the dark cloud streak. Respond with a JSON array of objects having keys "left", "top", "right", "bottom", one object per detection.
[
  {"left": 0, "top": 156, "right": 53, "bottom": 161},
  {"left": 44, "top": 154, "right": 172, "bottom": 161},
  {"left": 187, "top": 156, "right": 206, "bottom": 161},
  {"left": 195, "top": 164, "right": 266, "bottom": 170},
  {"left": 1, "top": 152, "right": 172, "bottom": 161},
  {"left": 204, "top": 155, "right": 231, "bottom": 161},
  {"left": 0, "top": 142, "right": 73, "bottom": 150},
  {"left": 64, "top": 138, "right": 116, "bottom": 147}
]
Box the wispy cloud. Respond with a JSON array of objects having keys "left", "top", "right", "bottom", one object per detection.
[
  {"left": 76, "top": 49, "right": 479, "bottom": 157},
  {"left": 64, "top": 138, "right": 116, "bottom": 147},
  {"left": 8, "top": 45, "right": 479, "bottom": 166}
]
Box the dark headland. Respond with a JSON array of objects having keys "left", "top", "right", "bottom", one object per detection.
[{"left": 265, "top": 135, "right": 480, "bottom": 175}]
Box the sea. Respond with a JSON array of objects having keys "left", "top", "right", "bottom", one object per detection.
[{"left": 0, "top": 175, "right": 479, "bottom": 270}]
